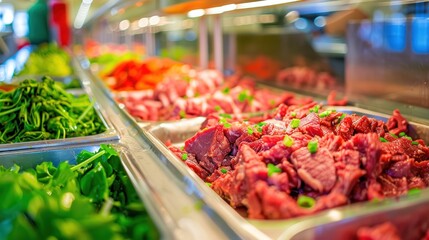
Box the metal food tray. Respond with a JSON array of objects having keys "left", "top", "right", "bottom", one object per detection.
[
  {"left": 0, "top": 143, "right": 171, "bottom": 239},
  {"left": 0, "top": 93, "right": 119, "bottom": 152},
  {"left": 145, "top": 106, "right": 429, "bottom": 239}
]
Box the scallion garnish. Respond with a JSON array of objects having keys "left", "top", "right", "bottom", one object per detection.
[
  {"left": 380, "top": 137, "right": 388, "bottom": 142},
  {"left": 283, "top": 135, "right": 294, "bottom": 147},
  {"left": 297, "top": 195, "right": 316, "bottom": 208},
  {"left": 181, "top": 153, "right": 188, "bottom": 161},
  {"left": 179, "top": 110, "right": 186, "bottom": 119},
  {"left": 309, "top": 105, "right": 320, "bottom": 113},
  {"left": 307, "top": 140, "right": 318, "bottom": 153},
  {"left": 290, "top": 119, "right": 300, "bottom": 129},
  {"left": 267, "top": 163, "right": 282, "bottom": 177}
]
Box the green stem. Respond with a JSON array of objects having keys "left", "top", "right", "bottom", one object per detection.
[
  {"left": 70, "top": 150, "right": 106, "bottom": 171},
  {"left": 0, "top": 106, "right": 21, "bottom": 117},
  {"left": 77, "top": 102, "right": 94, "bottom": 122}
]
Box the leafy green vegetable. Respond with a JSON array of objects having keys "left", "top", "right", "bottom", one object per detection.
[
  {"left": 16, "top": 44, "right": 72, "bottom": 77},
  {"left": 0, "top": 77, "right": 106, "bottom": 143},
  {"left": 267, "top": 163, "right": 282, "bottom": 177},
  {"left": 297, "top": 195, "right": 316, "bottom": 208},
  {"left": 0, "top": 145, "right": 159, "bottom": 239}
]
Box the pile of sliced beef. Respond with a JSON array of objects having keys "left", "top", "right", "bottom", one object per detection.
[
  {"left": 170, "top": 102, "right": 429, "bottom": 220},
  {"left": 116, "top": 69, "right": 314, "bottom": 121}
]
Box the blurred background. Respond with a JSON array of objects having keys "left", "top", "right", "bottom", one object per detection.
[{"left": 1, "top": 0, "right": 429, "bottom": 119}]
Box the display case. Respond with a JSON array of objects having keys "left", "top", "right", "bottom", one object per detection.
[{"left": 2, "top": 0, "right": 429, "bottom": 239}]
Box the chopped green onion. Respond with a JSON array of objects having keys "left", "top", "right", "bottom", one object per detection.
[
  {"left": 399, "top": 132, "right": 406, "bottom": 137},
  {"left": 389, "top": 133, "right": 398, "bottom": 139},
  {"left": 290, "top": 112, "right": 297, "bottom": 117},
  {"left": 407, "top": 188, "right": 421, "bottom": 196},
  {"left": 179, "top": 110, "right": 186, "bottom": 119},
  {"left": 283, "top": 135, "right": 294, "bottom": 147},
  {"left": 338, "top": 113, "right": 346, "bottom": 122},
  {"left": 238, "top": 90, "right": 253, "bottom": 102},
  {"left": 297, "top": 195, "right": 316, "bottom": 208},
  {"left": 247, "top": 127, "right": 254, "bottom": 135},
  {"left": 267, "top": 163, "right": 282, "bottom": 177},
  {"left": 319, "top": 109, "right": 336, "bottom": 118},
  {"left": 255, "top": 122, "right": 267, "bottom": 133},
  {"left": 206, "top": 182, "right": 212, "bottom": 187},
  {"left": 412, "top": 141, "right": 419, "bottom": 145},
  {"left": 307, "top": 140, "right": 318, "bottom": 154},
  {"left": 222, "top": 87, "right": 230, "bottom": 94},
  {"left": 220, "top": 168, "right": 228, "bottom": 174},
  {"left": 214, "top": 105, "right": 221, "bottom": 111},
  {"left": 181, "top": 153, "right": 188, "bottom": 161},
  {"left": 219, "top": 113, "right": 232, "bottom": 119},
  {"left": 380, "top": 137, "right": 388, "bottom": 142},
  {"left": 290, "top": 119, "right": 300, "bottom": 129},
  {"left": 404, "top": 136, "right": 412, "bottom": 141},
  {"left": 219, "top": 118, "right": 232, "bottom": 128},
  {"left": 309, "top": 105, "right": 320, "bottom": 113}
]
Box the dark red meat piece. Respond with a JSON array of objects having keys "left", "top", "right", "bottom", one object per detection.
[
  {"left": 290, "top": 147, "right": 337, "bottom": 192},
  {"left": 184, "top": 125, "right": 231, "bottom": 173}
]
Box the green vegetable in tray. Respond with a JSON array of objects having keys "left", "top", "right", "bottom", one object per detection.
[
  {"left": 0, "top": 144, "right": 159, "bottom": 239},
  {"left": 16, "top": 44, "right": 72, "bottom": 77},
  {"left": 0, "top": 76, "right": 106, "bottom": 143}
]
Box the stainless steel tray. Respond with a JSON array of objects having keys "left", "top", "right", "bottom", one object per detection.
[
  {"left": 0, "top": 94, "right": 119, "bottom": 152},
  {"left": 145, "top": 106, "right": 429, "bottom": 239},
  {"left": 280, "top": 190, "right": 429, "bottom": 240},
  {"left": 0, "top": 143, "right": 171, "bottom": 239}
]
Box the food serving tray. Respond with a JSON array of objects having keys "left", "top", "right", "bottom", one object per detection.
[
  {"left": 0, "top": 97, "right": 119, "bottom": 152},
  {"left": 0, "top": 143, "right": 171, "bottom": 239},
  {"left": 144, "top": 106, "right": 429, "bottom": 239}
]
